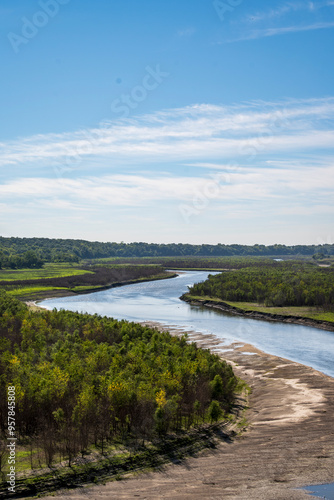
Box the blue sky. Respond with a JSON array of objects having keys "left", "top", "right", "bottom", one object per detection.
[{"left": 1, "top": 0, "right": 334, "bottom": 244}]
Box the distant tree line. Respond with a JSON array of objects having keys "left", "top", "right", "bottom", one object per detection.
[
  {"left": 0, "top": 236, "right": 333, "bottom": 269},
  {"left": 187, "top": 262, "right": 334, "bottom": 310},
  {"left": 0, "top": 291, "right": 238, "bottom": 469},
  {"left": 107, "top": 257, "right": 308, "bottom": 269},
  {"left": 0, "top": 250, "right": 45, "bottom": 270}
]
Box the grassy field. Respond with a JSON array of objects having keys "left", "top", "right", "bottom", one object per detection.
[
  {"left": 186, "top": 295, "right": 334, "bottom": 324},
  {"left": 0, "top": 264, "right": 93, "bottom": 300},
  {"left": 0, "top": 263, "right": 174, "bottom": 301},
  {"left": 0, "top": 263, "right": 92, "bottom": 281},
  {"left": 225, "top": 301, "right": 334, "bottom": 322},
  {"left": 6, "top": 286, "right": 68, "bottom": 298}
]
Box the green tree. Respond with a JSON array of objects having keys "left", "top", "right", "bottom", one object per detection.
[{"left": 208, "top": 400, "right": 222, "bottom": 423}]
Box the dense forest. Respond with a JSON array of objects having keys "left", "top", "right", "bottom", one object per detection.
[
  {"left": 0, "top": 250, "right": 45, "bottom": 270},
  {"left": 1, "top": 236, "right": 334, "bottom": 269},
  {"left": 0, "top": 291, "right": 238, "bottom": 471},
  {"left": 187, "top": 262, "right": 334, "bottom": 310}
]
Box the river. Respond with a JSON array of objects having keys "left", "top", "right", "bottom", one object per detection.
[{"left": 39, "top": 270, "right": 334, "bottom": 379}]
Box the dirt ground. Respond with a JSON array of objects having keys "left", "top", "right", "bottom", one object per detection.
[{"left": 40, "top": 324, "right": 334, "bottom": 500}]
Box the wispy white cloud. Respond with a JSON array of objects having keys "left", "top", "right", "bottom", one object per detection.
[
  {"left": 229, "top": 21, "right": 334, "bottom": 42},
  {"left": 245, "top": 1, "right": 334, "bottom": 23},
  {"left": 1, "top": 97, "right": 333, "bottom": 244},
  {"left": 0, "top": 98, "right": 333, "bottom": 169},
  {"left": 1, "top": 161, "right": 333, "bottom": 243},
  {"left": 246, "top": 2, "right": 306, "bottom": 23},
  {"left": 228, "top": 1, "right": 334, "bottom": 42},
  {"left": 1, "top": 160, "right": 333, "bottom": 209}
]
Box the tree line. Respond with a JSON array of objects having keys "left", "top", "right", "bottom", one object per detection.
[
  {"left": 106, "top": 256, "right": 306, "bottom": 269},
  {"left": 0, "top": 291, "right": 238, "bottom": 470},
  {"left": 0, "top": 250, "right": 45, "bottom": 270},
  {"left": 0, "top": 236, "right": 334, "bottom": 269},
  {"left": 187, "top": 262, "right": 334, "bottom": 310}
]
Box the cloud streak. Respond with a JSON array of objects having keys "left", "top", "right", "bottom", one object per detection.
[
  {"left": 1, "top": 161, "right": 333, "bottom": 209},
  {"left": 229, "top": 21, "right": 334, "bottom": 42},
  {"left": 245, "top": 1, "right": 334, "bottom": 23},
  {"left": 1, "top": 97, "right": 333, "bottom": 241},
  {"left": 0, "top": 98, "right": 333, "bottom": 169}
]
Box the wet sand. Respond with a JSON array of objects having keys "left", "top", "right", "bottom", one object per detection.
[{"left": 40, "top": 323, "right": 334, "bottom": 500}]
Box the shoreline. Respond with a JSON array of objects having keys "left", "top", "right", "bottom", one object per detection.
[
  {"left": 40, "top": 322, "right": 334, "bottom": 500},
  {"left": 24, "top": 272, "right": 178, "bottom": 306},
  {"left": 181, "top": 294, "right": 334, "bottom": 333}
]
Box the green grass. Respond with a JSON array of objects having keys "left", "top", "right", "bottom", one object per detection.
[
  {"left": 70, "top": 285, "right": 103, "bottom": 292},
  {"left": 87, "top": 259, "right": 167, "bottom": 267},
  {"left": 0, "top": 263, "right": 94, "bottom": 300},
  {"left": 14, "top": 450, "right": 39, "bottom": 472},
  {"left": 224, "top": 301, "right": 334, "bottom": 322},
  {"left": 185, "top": 295, "right": 334, "bottom": 324},
  {"left": 0, "top": 263, "right": 92, "bottom": 282},
  {"left": 186, "top": 294, "right": 226, "bottom": 303},
  {"left": 1, "top": 271, "right": 175, "bottom": 302},
  {"left": 7, "top": 286, "right": 68, "bottom": 298}
]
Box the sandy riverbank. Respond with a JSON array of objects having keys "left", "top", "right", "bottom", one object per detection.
[{"left": 39, "top": 322, "right": 334, "bottom": 500}]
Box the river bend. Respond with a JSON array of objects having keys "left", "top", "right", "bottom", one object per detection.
[{"left": 40, "top": 271, "right": 334, "bottom": 378}]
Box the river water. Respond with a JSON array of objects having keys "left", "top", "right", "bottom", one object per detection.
[{"left": 40, "top": 270, "right": 334, "bottom": 379}]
